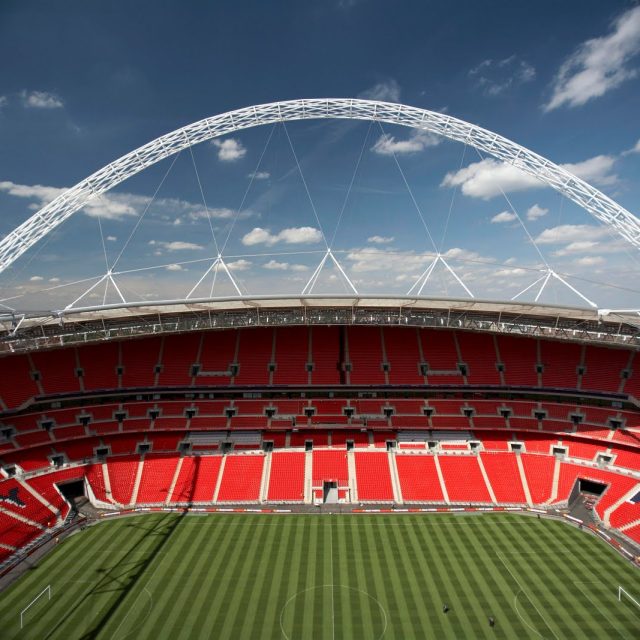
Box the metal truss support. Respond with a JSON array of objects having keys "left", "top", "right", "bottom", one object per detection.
[
  {"left": 64, "top": 271, "right": 126, "bottom": 311},
  {"left": 186, "top": 256, "right": 242, "bottom": 299},
  {"left": 1, "top": 99, "right": 639, "bottom": 277},
  {"left": 512, "top": 269, "right": 597, "bottom": 308},
  {"left": 301, "top": 249, "right": 358, "bottom": 295},
  {"left": 407, "top": 254, "right": 473, "bottom": 298}
]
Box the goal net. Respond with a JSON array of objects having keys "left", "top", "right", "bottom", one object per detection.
[
  {"left": 20, "top": 584, "right": 51, "bottom": 629},
  {"left": 618, "top": 586, "right": 640, "bottom": 611}
]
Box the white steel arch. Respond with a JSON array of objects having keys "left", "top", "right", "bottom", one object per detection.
[{"left": 1, "top": 98, "right": 639, "bottom": 274}]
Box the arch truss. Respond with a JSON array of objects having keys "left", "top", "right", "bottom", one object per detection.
[{"left": 1, "top": 98, "right": 639, "bottom": 310}]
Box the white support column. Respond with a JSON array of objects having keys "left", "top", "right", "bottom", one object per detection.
[
  {"left": 259, "top": 451, "right": 272, "bottom": 503},
  {"left": 18, "top": 479, "right": 58, "bottom": 515},
  {"left": 304, "top": 450, "right": 313, "bottom": 504},
  {"left": 347, "top": 450, "right": 358, "bottom": 503},
  {"left": 129, "top": 458, "right": 145, "bottom": 506},
  {"left": 102, "top": 462, "right": 115, "bottom": 504},
  {"left": 604, "top": 483, "right": 640, "bottom": 526},
  {"left": 212, "top": 456, "right": 226, "bottom": 503},
  {"left": 546, "top": 457, "right": 561, "bottom": 504},
  {"left": 165, "top": 457, "right": 184, "bottom": 505},
  {"left": 433, "top": 455, "right": 450, "bottom": 504},
  {"left": 476, "top": 454, "right": 497, "bottom": 504},
  {"left": 515, "top": 454, "right": 533, "bottom": 506},
  {"left": 388, "top": 451, "right": 403, "bottom": 504}
]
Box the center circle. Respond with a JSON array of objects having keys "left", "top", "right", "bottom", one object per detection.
[{"left": 279, "top": 584, "right": 387, "bottom": 640}]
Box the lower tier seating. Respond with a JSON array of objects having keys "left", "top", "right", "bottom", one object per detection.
[{"left": 354, "top": 452, "right": 394, "bottom": 501}]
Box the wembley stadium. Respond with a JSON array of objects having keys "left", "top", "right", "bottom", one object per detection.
[{"left": 1, "top": 95, "right": 640, "bottom": 637}]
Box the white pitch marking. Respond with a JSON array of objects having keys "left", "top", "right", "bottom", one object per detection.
[{"left": 496, "top": 551, "right": 560, "bottom": 640}]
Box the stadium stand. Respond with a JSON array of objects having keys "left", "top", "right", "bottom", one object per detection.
[
  {"left": 267, "top": 451, "right": 305, "bottom": 501},
  {"left": 216, "top": 455, "right": 264, "bottom": 502},
  {"left": 354, "top": 452, "right": 394, "bottom": 501}
]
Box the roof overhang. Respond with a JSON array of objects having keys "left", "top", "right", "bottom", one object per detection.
[{"left": 1, "top": 295, "right": 638, "bottom": 356}]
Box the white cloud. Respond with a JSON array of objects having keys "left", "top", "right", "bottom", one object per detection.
[
  {"left": 0, "top": 96, "right": 7, "bottom": 109},
  {"left": 574, "top": 255, "right": 605, "bottom": 267},
  {"left": 212, "top": 138, "right": 246, "bottom": 161},
  {"left": 165, "top": 263, "right": 184, "bottom": 271},
  {"left": 148, "top": 240, "right": 205, "bottom": 252},
  {"left": 21, "top": 90, "right": 64, "bottom": 109},
  {"left": 241, "top": 226, "right": 323, "bottom": 246},
  {"left": 358, "top": 79, "right": 401, "bottom": 102},
  {"left": 263, "top": 260, "right": 290, "bottom": 270},
  {"left": 545, "top": 6, "right": 640, "bottom": 111},
  {"left": 561, "top": 154, "right": 618, "bottom": 186},
  {"left": 469, "top": 55, "right": 536, "bottom": 96},
  {"left": 495, "top": 267, "right": 528, "bottom": 277},
  {"left": 623, "top": 138, "right": 640, "bottom": 155},
  {"left": 371, "top": 130, "right": 440, "bottom": 155},
  {"left": 491, "top": 211, "right": 517, "bottom": 224},
  {"left": 535, "top": 224, "right": 610, "bottom": 245},
  {"left": 0, "top": 180, "right": 252, "bottom": 223},
  {"left": 553, "top": 240, "right": 600, "bottom": 256},
  {"left": 248, "top": 171, "right": 270, "bottom": 180},
  {"left": 227, "top": 259, "right": 251, "bottom": 271},
  {"left": 29, "top": 275, "right": 43, "bottom": 282},
  {"left": 441, "top": 154, "right": 617, "bottom": 199},
  {"left": 106, "top": 235, "right": 117, "bottom": 242},
  {"left": 49, "top": 277, "right": 60, "bottom": 283},
  {"left": 526, "top": 204, "right": 548, "bottom": 220},
  {"left": 442, "top": 159, "right": 539, "bottom": 199},
  {"left": 263, "top": 259, "right": 309, "bottom": 271},
  {"left": 367, "top": 235, "right": 394, "bottom": 244}
]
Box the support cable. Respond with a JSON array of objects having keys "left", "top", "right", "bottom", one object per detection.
[
  {"left": 188, "top": 145, "right": 220, "bottom": 256},
  {"left": 376, "top": 120, "right": 438, "bottom": 253},
  {"left": 220, "top": 124, "right": 276, "bottom": 254},
  {"left": 110, "top": 151, "right": 182, "bottom": 272},
  {"left": 329, "top": 120, "right": 373, "bottom": 248},
  {"left": 281, "top": 121, "right": 329, "bottom": 250}
]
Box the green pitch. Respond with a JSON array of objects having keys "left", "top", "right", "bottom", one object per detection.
[{"left": 0, "top": 513, "right": 638, "bottom": 639}]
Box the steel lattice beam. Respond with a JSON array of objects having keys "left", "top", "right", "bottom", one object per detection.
[{"left": 1, "top": 98, "right": 639, "bottom": 274}]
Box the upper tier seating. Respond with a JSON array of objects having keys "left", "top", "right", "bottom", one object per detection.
[
  {"left": 157, "top": 334, "right": 200, "bottom": 387},
  {"left": 121, "top": 337, "right": 161, "bottom": 389},
  {"left": 234, "top": 328, "right": 272, "bottom": 385},
  {"left": 273, "top": 327, "right": 309, "bottom": 385},
  {"left": 195, "top": 330, "right": 236, "bottom": 385},
  {"left": 383, "top": 327, "right": 424, "bottom": 385},
  {"left": 497, "top": 335, "right": 538, "bottom": 386},
  {"left": 309, "top": 326, "right": 341, "bottom": 385},
  {"left": 348, "top": 327, "right": 385, "bottom": 385},
  {"left": 419, "top": 329, "right": 462, "bottom": 385},
  {"left": 457, "top": 332, "right": 500, "bottom": 385},
  {"left": 539, "top": 341, "right": 581, "bottom": 389}
]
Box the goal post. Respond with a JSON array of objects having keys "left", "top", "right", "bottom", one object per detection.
[
  {"left": 618, "top": 586, "right": 640, "bottom": 610},
  {"left": 20, "top": 584, "right": 51, "bottom": 629}
]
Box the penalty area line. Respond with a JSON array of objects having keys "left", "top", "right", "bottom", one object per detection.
[{"left": 495, "top": 551, "right": 560, "bottom": 640}]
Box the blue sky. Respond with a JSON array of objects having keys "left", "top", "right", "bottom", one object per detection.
[{"left": 0, "top": 0, "right": 639, "bottom": 310}]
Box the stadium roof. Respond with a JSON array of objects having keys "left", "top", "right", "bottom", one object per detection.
[{"left": 1, "top": 295, "right": 638, "bottom": 355}]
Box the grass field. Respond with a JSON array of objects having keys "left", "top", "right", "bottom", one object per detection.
[{"left": 0, "top": 513, "right": 638, "bottom": 639}]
